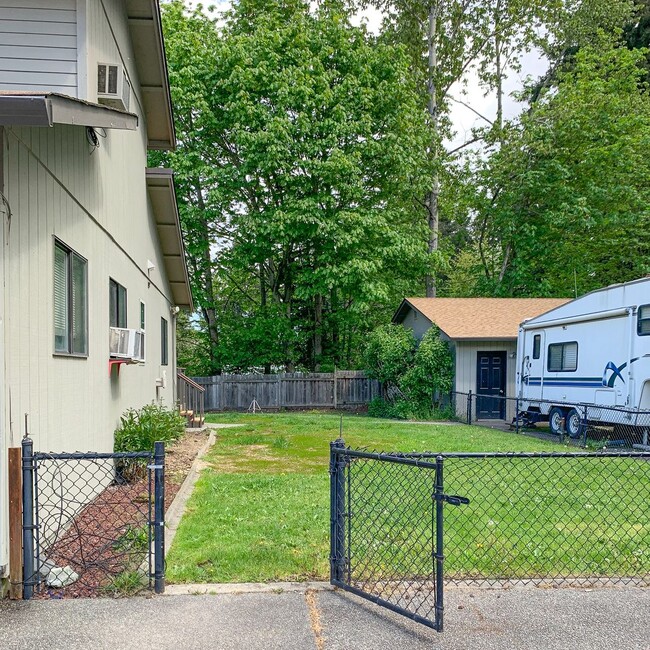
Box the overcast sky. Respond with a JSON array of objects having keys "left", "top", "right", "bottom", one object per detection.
[{"left": 181, "top": 0, "right": 548, "bottom": 149}]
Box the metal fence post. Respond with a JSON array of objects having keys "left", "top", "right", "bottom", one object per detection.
[
  {"left": 581, "top": 405, "right": 589, "bottom": 448},
  {"left": 434, "top": 455, "right": 445, "bottom": 632},
  {"left": 153, "top": 441, "right": 165, "bottom": 594},
  {"left": 515, "top": 396, "right": 520, "bottom": 434},
  {"left": 21, "top": 437, "right": 35, "bottom": 600},
  {"left": 329, "top": 438, "right": 346, "bottom": 584},
  {"left": 467, "top": 391, "right": 473, "bottom": 425}
]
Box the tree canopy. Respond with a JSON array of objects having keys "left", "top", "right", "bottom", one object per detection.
[
  {"left": 155, "top": 0, "right": 650, "bottom": 374},
  {"left": 156, "top": 0, "right": 434, "bottom": 372}
]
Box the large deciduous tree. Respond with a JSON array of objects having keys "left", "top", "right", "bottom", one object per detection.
[
  {"left": 473, "top": 41, "right": 650, "bottom": 296},
  {"left": 359, "top": 0, "right": 551, "bottom": 296},
  {"left": 155, "top": 0, "right": 433, "bottom": 372}
]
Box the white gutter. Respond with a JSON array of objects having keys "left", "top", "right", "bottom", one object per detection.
[{"left": 521, "top": 307, "right": 631, "bottom": 331}]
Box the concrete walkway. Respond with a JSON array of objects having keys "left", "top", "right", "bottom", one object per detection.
[{"left": 1, "top": 584, "right": 648, "bottom": 649}]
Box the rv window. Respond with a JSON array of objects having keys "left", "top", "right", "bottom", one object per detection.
[
  {"left": 547, "top": 342, "right": 578, "bottom": 372},
  {"left": 638, "top": 305, "right": 650, "bottom": 336},
  {"left": 533, "top": 335, "right": 541, "bottom": 359}
]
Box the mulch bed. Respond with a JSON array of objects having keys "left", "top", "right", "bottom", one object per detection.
[{"left": 34, "top": 430, "right": 209, "bottom": 599}]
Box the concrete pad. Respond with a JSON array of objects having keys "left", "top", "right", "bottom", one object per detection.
[
  {"left": 317, "top": 586, "right": 650, "bottom": 650},
  {"left": 0, "top": 592, "right": 316, "bottom": 650},
  {"left": 1, "top": 585, "right": 648, "bottom": 650},
  {"left": 165, "top": 581, "right": 333, "bottom": 595}
]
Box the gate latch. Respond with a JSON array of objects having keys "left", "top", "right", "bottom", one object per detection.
[{"left": 434, "top": 493, "right": 470, "bottom": 506}]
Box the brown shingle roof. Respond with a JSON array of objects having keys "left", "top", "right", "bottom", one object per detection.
[{"left": 395, "top": 297, "right": 571, "bottom": 340}]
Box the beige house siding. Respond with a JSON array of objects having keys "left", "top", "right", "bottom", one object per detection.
[
  {"left": 84, "top": 0, "right": 142, "bottom": 108},
  {"left": 1, "top": 122, "right": 176, "bottom": 441},
  {"left": 454, "top": 340, "right": 517, "bottom": 421},
  {"left": 0, "top": 0, "right": 78, "bottom": 95},
  {"left": 0, "top": 3, "right": 181, "bottom": 575}
]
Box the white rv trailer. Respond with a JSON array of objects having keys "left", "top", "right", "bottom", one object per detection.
[{"left": 516, "top": 277, "right": 650, "bottom": 438}]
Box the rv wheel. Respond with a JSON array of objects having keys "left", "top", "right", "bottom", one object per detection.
[
  {"left": 566, "top": 408, "right": 582, "bottom": 439},
  {"left": 548, "top": 407, "right": 565, "bottom": 436}
]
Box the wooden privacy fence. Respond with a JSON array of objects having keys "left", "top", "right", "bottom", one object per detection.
[{"left": 191, "top": 371, "right": 381, "bottom": 411}]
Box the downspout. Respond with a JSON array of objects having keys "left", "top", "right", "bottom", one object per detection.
[{"left": 171, "top": 307, "right": 178, "bottom": 406}]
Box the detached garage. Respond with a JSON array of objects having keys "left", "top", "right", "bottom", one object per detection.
[{"left": 392, "top": 298, "right": 569, "bottom": 421}]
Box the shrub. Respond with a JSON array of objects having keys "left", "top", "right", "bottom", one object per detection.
[
  {"left": 365, "top": 325, "right": 454, "bottom": 420},
  {"left": 369, "top": 398, "right": 434, "bottom": 421},
  {"left": 114, "top": 403, "right": 185, "bottom": 453},
  {"left": 400, "top": 327, "right": 454, "bottom": 409},
  {"left": 363, "top": 325, "right": 416, "bottom": 386}
]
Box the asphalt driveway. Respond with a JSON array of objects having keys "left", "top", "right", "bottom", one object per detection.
[{"left": 0, "top": 584, "right": 648, "bottom": 650}]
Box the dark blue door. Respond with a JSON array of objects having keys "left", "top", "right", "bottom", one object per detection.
[{"left": 476, "top": 352, "right": 506, "bottom": 419}]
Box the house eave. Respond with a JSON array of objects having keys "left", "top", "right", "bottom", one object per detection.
[
  {"left": 0, "top": 93, "right": 138, "bottom": 130},
  {"left": 126, "top": 0, "right": 176, "bottom": 150},
  {"left": 392, "top": 298, "right": 433, "bottom": 325},
  {"left": 146, "top": 168, "right": 192, "bottom": 310},
  {"left": 452, "top": 337, "right": 518, "bottom": 342}
]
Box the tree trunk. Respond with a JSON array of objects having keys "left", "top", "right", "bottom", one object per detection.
[
  {"left": 194, "top": 179, "right": 220, "bottom": 374},
  {"left": 313, "top": 293, "right": 323, "bottom": 371},
  {"left": 259, "top": 262, "right": 271, "bottom": 374},
  {"left": 330, "top": 287, "right": 339, "bottom": 366},
  {"left": 425, "top": 1, "right": 440, "bottom": 298}
]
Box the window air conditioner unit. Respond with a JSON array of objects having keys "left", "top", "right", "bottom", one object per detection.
[
  {"left": 97, "top": 63, "right": 131, "bottom": 111},
  {"left": 109, "top": 327, "right": 144, "bottom": 362}
]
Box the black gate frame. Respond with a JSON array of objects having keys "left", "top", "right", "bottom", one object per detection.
[
  {"left": 329, "top": 439, "right": 468, "bottom": 632},
  {"left": 331, "top": 441, "right": 650, "bottom": 632},
  {"left": 21, "top": 436, "right": 166, "bottom": 599}
]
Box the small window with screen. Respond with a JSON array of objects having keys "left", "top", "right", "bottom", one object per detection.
[
  {"left": 548, "top": 342, "right": 578, "bottom": 372},
  {"left": 638, "top": 305, "right": 650, "bottom": 336},
  {"left": 533, "top": 334, "right": 541, "bottom": 359}
]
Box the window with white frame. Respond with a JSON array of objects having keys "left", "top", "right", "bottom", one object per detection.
[
  {"left": 140, "top": 301, "right": 146, "bottom": 359},
  {"left": 54, "top": 239, "right": 88, "bottom": 356}
]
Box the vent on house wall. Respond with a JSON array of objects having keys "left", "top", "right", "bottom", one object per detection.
[{"left": 97, "top": 63, "right": 131, "bottom": 112}]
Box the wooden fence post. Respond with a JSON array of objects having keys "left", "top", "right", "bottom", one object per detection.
[
  {"left": 333, "top": 367, "right": 338, "bottom": 410},
  {"left": 8, "top": 447, "right": 22, "bottom": 599}
]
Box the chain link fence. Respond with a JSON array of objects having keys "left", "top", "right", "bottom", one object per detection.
[
  {"left": 441, "top": 452, "right": 650, "bottom": 586},
  {"left": 450, "top": 391, "right": 650, "bottom": 449},
  {"left": 21, "top": 438, "right": 165, "bottom": 599},
  {"left": 331, "top": 441, "right": 650, "bottom": 630}
]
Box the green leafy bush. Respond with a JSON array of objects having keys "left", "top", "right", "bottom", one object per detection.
[
  {"left": 114, "top": 403, "right": 185, "bottom": 453},
  {"left": 401, "top": 328, "right": 454, "bottom": 406},
  {"left": 365, "top": 325, "right": 454, "bottom": 420},
  {"left": 369, "top": 397, "right": 455, "bottom": 421},
  {"left": 363, "top": 325, "right": 415, "bottom": 386}
]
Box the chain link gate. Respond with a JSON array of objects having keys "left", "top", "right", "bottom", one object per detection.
[
  {"left": 21, "top": 437, "right": 166, "bottom": 598},
  {"left": 330, "top": 441, "right": 650, "bottom": 632},
  {"left": 329, "top": 439, "right": 468, "bottom": 631}
]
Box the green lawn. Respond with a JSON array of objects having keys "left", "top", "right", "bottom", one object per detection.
[{"left": 166, "top": 412, "right": 583, "bottom": 583}]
